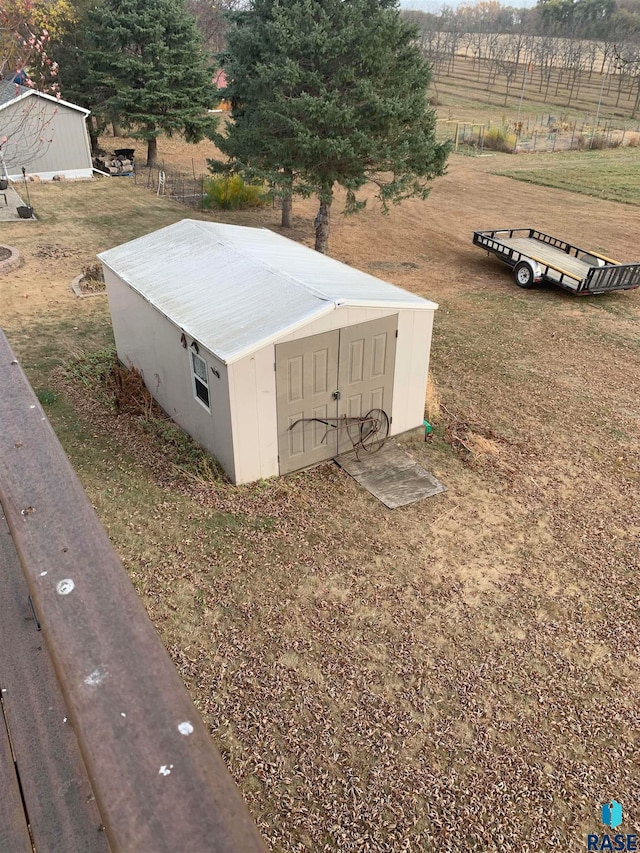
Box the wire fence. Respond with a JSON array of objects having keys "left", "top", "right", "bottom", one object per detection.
[
  {"left": 134, "top": 164, "right": 207, "bottom": 210},
  {"left": 437, "top": 114, "right": 640, "bottom": 155}
]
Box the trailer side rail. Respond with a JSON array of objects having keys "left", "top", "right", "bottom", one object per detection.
[
  {"left": 474, "top": 228, "right": 618, "bottom": 266},
  {"left": 473, "top": 229, "right": 532, "bottom": 264},
  {"left": 524, "top": 228, "right": 619, "bottom": 264}
]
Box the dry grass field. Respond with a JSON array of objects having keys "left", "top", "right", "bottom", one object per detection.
[{"left": 1, "top": 133, "right": 639, "bottom": 850}]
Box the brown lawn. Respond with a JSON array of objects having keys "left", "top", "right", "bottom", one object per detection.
[{"left": 1, "top": 133, "right": 639, "bottom": 851}]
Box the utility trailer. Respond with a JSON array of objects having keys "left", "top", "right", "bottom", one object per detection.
[{"left": 473, "top": 227, "right": 640, "bottom": 294}]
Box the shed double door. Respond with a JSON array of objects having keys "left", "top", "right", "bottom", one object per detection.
[{"left": 276, "top": 315, "right": 397, "bottom": 474}]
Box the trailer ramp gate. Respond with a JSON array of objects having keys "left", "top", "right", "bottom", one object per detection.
[{"left": 582, "top": 262, "right": 640, "bottom": 294}]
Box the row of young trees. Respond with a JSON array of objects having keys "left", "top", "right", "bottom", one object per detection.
[
  {"left": 407, "top": 2, "right": 640, "bottom": 115},
  {"left": 405, "top": 0, "right": 640, "bottom": 42}
]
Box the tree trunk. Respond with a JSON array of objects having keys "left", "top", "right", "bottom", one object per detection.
[
  {"left": 632, "top": 77, "right": 640, "bottom": 119},
  {"left": 112, "top": 120, "right": 122, "bottom": 137},
  {"left": 146, "top": 136, "right": 158, "bottom": 168},
  {"left": 280, "top": 167, "right": 293, "bottom": 228},
  {"left": 281, "top": 193, "right": 292, "bottom": 228},
  {"left": 88, "top": 116, "right": 99, "bottom": 156},
  {"left": 314, "top": 184, "right": 333, "bottom": 254}
]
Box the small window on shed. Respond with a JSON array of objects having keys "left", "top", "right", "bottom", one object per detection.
[{"left": 190, "top": 351, "right": 210, "bottom": 410}]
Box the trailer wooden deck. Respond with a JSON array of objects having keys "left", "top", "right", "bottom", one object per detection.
[{"left": 495, "top": 236, "right": 590, "bottom": 285}]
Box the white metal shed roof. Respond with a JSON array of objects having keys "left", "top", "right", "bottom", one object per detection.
[{"left": 99, "top": 219, "right": 437, "bottom": 364}]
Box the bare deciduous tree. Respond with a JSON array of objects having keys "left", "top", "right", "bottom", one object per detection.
[{"left": 187, "top": 0, "right": 245, "bottom": 55}]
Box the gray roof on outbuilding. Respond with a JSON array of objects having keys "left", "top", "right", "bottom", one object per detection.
[{"left": 0, "top": 80, "right": 28, "bottom": 107}]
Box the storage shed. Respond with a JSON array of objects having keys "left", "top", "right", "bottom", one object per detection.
[
  {"left": 0, "top": 82, "right": 93, "bottom": 181},
  {"left": 99, "top": 220, "right": 438, "bottom": 484}
]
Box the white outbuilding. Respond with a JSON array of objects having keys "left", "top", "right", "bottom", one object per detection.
[{"left": 99, "top": 220, "right": 437, "bottom": 484}]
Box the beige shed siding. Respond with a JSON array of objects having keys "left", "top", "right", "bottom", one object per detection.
[
  {"left": 2, "top": 97, "right": 92, "bottom": 179},
  {"left": 104, "top": 270, "right": 236, "bottom": 481},
  {"left": 393, "top": 309, "right": 434, "bottom": 433},
  {"left": 228, "top": 304, "right": 435, "bottom": 483},
  {"left": 228, "top": 351, "right": 279, "bottom": 484}
]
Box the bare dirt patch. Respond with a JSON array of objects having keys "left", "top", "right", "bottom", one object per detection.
[
  {"left": 34, "top": 243, "right": 82, "bottom": 260},
  {"left": 1, "top": 133, "right": 639, "bottom": 850}
]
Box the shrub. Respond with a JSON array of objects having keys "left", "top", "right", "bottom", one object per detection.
[
  {"left": 64, "top": 349, "right": 117, "bottom": 404},
  {"left": 63, "top": 349, "right": 225, "bottom": 481},
  {"left": 203, "top": 174, "right": 270, "bottom": 210},
  {"left": 483, "top": 127, "right": 516, "bottom": 153},
  {"left": 573, "top": 133, "right": 622, "bottom": 151},
  {"left": 80, "top": 261, "right": 106, "bottom": 293},
  {"left": 82, "top": 262, "right": 104, "bottom": 282}
]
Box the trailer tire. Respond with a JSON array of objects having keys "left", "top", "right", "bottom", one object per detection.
[{"left": 514, "top": 261, "right": 536, "bottom": 289}]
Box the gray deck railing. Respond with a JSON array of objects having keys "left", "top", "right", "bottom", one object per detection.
[{"left": 0, "top": 329, "right": 265, "bottom": 852}]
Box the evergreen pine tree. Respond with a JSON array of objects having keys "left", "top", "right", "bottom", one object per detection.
[
  {"left": 82, "top": 0, "right": 217, "bottom": 165},
  {"left": 214, "top": 0, "right": 450, "bottom": 252}
]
